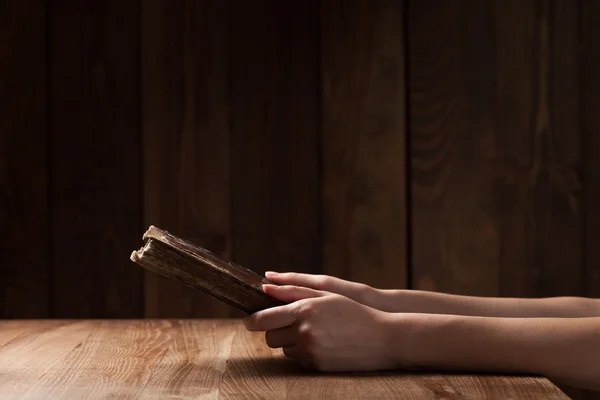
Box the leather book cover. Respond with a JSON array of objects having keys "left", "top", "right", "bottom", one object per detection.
[{"left": 130, "top": 225, "right": 285, "bottom": 314}]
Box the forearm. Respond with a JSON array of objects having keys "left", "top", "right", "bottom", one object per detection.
[
  {"left": 373, "top": 289, "right": 600, "bottom": 318},
  {"left": 386, "top": 313, "right": 600, "bottom": 390}
]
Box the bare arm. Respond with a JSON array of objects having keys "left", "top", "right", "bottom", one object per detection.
[
  {"left": 388, "top": 313, "right": 600, "bottom": 390},
  {"left": 265, "top": 271, "right": 600, "bottom": 318},
  {"left": 247, "top": 283, "right": 600, "bottom": 390},
  {"left": 375, "top": 289, "right": 600, "bottom": 317}
]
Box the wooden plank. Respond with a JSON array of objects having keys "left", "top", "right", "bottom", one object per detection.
[
  {"left": 0, "top": 320, "right": 568, "bottom": 399},
  {"left": 230, "top": 2, "right": 321, "bottom": 285},
  {"left": 409, "top": 0, "right": 582, "bottom": 297},
  {"left": 2, "top": 320, "right": 171, "bottom": 399},
  {"left": 541, "top": 0, "right": 581, "bottom": 296},
  {"left": 321, "top": 0, "right": 407, "bottom": 289},
  {"left": 495, "top": 0, "right": 582, "bottom": 297},
  {"left": 0, "top": 321, "right": 97, "bottom": 398},
  {"left": 0, "top": 0, "right": 49, "bottom": 318},
  {"left": 408, "top": 0, "right": 500, "bottom": 295},
  {"left": 141, "top": 0, "right": 231, "bottom": 318},
  {"left": 579, "top": 2, "right": 600, "bottom": 399},
  {"left": 50, "top": 0, "right": 142, "bottom": 317},
  {"left": 0, "top": 320, "right": 66, "bottom": 351},
  {"left": 494, "top": 0, "right": 543, "bottom": 297},
  {"left": 581, "top": 0, "right": 600, "bottom": 298},
  {"left": 141, "top": 320, "right": 241, "bottom": 399}
]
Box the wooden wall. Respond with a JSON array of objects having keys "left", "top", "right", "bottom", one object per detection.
[{"left": 2, "top": 0, "right": 599, "bottom": 319}]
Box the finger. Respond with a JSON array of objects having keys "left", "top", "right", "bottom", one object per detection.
[
  {"left": 262, "top": 284, "right": 327, "bottom": 303},
  {"left": 265, "top": 325, "right": 298, "bottom": 349},
  {"left": 282, "top": 345, "right": 305, "bottom": 360},
  {"left": 243, "top": 303, "right": 297, "bottom": 332},
  {"left": 265, "top": 271, "right": 333, "bottom": 291}
]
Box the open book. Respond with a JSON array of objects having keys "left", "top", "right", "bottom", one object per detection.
[{"left": 130, "top": 226, "right": 285, "bottom": 314}]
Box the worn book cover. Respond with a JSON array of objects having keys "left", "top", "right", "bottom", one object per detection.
[{"left": 130, "top": 225, "right": 285, "bottom": 314}]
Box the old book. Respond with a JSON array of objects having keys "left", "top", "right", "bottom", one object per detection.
[{"left": 130, "top": 225, "right": 285, "bottom": 314}]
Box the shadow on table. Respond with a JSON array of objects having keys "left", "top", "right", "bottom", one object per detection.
[
  {"left": 220, "top": 357, "right": 600, "bottom": 398},
  {"left": 224, "top": 356, "right": 446, "bottom": 378},
  {"left": 221, "top": 356, "right": 531, "bottom": 380},
  {"left": 555, "top": 383, "right": 600, "bottom": 400}
]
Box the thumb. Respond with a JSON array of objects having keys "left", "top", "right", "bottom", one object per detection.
[{"left": 262, "top": 284, "right": 327, "bottom": 303}]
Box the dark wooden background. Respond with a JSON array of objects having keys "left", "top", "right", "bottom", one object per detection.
[{"left": 2, "top": 0, "right": 599, "bottom": 320}]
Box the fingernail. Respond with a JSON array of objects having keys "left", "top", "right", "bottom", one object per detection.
[
  {"left": 265, "top": 271, "right": 278, "bottom": 277},
  {"left": 262, "top": 284, "right": 277, "bottom": 291}
]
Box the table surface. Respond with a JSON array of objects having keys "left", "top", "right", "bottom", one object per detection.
[{"left": 0, "top": 319, "right": 568, "bottom": 399}]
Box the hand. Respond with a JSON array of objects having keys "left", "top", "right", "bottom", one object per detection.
[
  {"left": 265, "top": 271, "right": 385, "bottom": 310},
  {"left": 243, "top": 284, "right": 398, "bottom": 372}
]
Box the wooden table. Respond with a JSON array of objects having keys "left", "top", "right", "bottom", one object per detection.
[{"left": 0, "top": 319, "right": 568, "bottom": 399}]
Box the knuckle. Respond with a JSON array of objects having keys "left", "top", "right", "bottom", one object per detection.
[
  {"left": 297, "top": 301, "right": 317, "bottom": 318},
  {"left": 330, "top": 293, "right": 345, "bottom": 302},
  {"left": 282, "top": 284, "right": 302, "bottom": 294},
  {"left": 356, "top": 283, "right": 371, "bottom": 303},
  {"left": 285, "top": 272, "right": 299, "bottom": 280},
  {"left": 314, "top": 275, "right": 330, "bottom": 289},
  {"left": 298, "top": 323, "right": 314, "bottom": 342}
]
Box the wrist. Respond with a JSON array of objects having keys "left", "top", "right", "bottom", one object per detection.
[
  {"left": 358, "top": 284, "right": 382, "bottom": 309},
  {"left": 390, "top": 313, "right": 542, "bottom": 374},
  {"left": 397, "top": 313, "right": 459, "bottom": 369},
  {"left": 377, "top": 311, "right": 414, "bottom": 369},
  {"left": 384, "top": 313, "right": 511, "bottom": 370},
  {"left": 375, "top": 289, "right": 418, "bottom": 313},
  {"left": 361, "top": 287, "right": 405, "bottom": 313}
]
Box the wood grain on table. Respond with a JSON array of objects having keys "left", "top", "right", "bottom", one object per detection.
[{"left": 0, "top": 320, "right": 567, "bottom": 399}]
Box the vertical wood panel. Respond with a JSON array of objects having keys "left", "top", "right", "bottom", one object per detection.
[
  {"left": 496, "top": 0, "right": 582, "bottom": 297},
  {"left": 579, "top": 13, "right": 600, "bottom": 400},
  {"left": 51, "top": 0, "right": 142, "bottom": 317},
  {"left": 539, "top": 0, "right": 581, "bottom": 296},
  {"left": 581, "top": 0, "right": 600, "bottom": 300},
  {"left": 321, "top": 0, "right": 407, "bottom": 289},
  {"left": 494, "top": 1, "right": 538, "bottom": 297},
  {"left": 409, "top": 0, "right": 499, "bottom": 296},
  {"left": 142, "top": 0, "right": 231, "bottom": 318},
  {"left": 409, "top": 0, "right": 582, "bottom": 297},
  {"left": 230, "top": 1, "right": 321, "bottom": 290},
  {"left": 0, "top": 0, "right": 49, "bottom": 317}
]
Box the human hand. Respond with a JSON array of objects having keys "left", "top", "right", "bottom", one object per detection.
[
  {"left": 243, "top": 284, "right": 398, "bottom": 372},
  {"left": 264, "top": 271, "right": 385, "bottom": 310}
]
